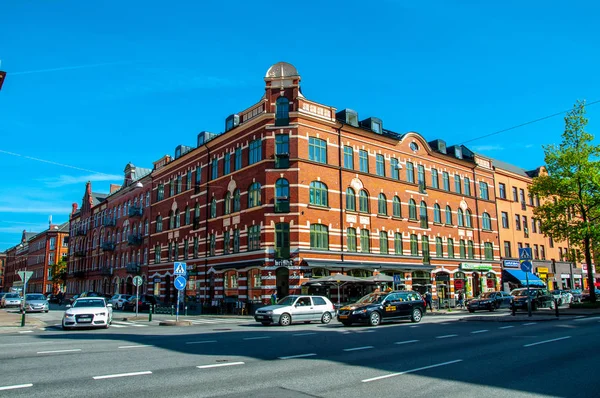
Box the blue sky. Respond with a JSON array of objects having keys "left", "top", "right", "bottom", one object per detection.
[{"left": 1, "top": 0, "right": 599, "bottom": 251}]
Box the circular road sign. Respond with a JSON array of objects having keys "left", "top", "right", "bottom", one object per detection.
[
  {"left": 520, "top": 260, "right": 532, "bottom": 273},
  {"left": 133, "top": 275, "right": 143, "bottom": 287}
]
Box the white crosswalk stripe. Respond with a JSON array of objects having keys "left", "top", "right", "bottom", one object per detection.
[
  {"left": 112, "top": 321, "right": 148, "bottom": 327},
  {"left": 184, "top": 318, "right": 248, "bottom": 325}
]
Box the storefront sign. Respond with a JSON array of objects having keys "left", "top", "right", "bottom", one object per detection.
[
  {"left": 275, "top": 259, "right": 293, "bottom": 267},
  {"left": 503, "top": 260, "right": 520, "bottom": 268},
  {"left": 460, "top": 263, "right": 492, "bottom": 271},
  {"left": 537, "top": 267, "right": 549, "bottom": 273},
  {"left": 487, "top": 279, "right": 494, "bottom": 288},
  {"left": 435, "top": 274, "right": 450, "bottom": 282},
  {"left": 153, "top": 277, "right": 161, "bottom": 283},
  {"left": 454, "top": 280, "right": 464, "bottom": 289}
]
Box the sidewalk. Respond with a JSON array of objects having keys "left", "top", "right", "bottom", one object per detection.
[{"left": 0, "top": 310, "right": 46, "bottom": 333}]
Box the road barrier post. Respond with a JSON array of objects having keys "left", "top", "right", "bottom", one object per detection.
[
  {"left": 149, "top": 304, "right": 153, "bottom": 322},
  {"left": 555, "top": 299, "right": 559, "bottom": 318}
]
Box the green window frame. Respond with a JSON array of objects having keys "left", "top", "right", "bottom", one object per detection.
[
  {"left": 223, "top": 232, "right": 230, "bottom": 255},
  {"left": 454, "top": 174, "right": 461, "bottom": 194},
  {"left": 484, "top": 242, "right": 493, "bottom": 260},
  {"left": 422, "top": 236, "right": 430, "bottom": 259},
  {"left": 468, "top": 240, "right": 475, "bottom": 259},
  {"left": 480, "top": 182, "right": 489, "bottom": 200},
  {"left": 346, "top": 188, "right": 356, "bottom": 211},
  {"left": 249, "top": 139, "right": 262, "bottom": 165},
  {"left": 209, "top": 234, "right": 216, "bottom": 256},
  {"left": 377, "top": 194, "right": 387, "bottom": 215},
  {"left": 464, "top": 177, "right": 471, "bottom": 196},
  {"left": 344, "top": 147, "right": 354, "bottom": 169},
  {"left": 235, "top": 147, "right": 242, "bottom": 171},
  {"left": 379, "top": 231, "right": 388, "bottom": 254},
  {"left": 442, "top": 172, "right": 450, "bottom": 191},
  {"left": 359, "top": 190, "right": 369, "bottom": 213},
  {"left": 224, "top": 192, "right": 231, "bottom": 215},
  {"left": 431, "top": 169, "right": 439, "bottom": 189},
  {"left": 310, "top": 224, "right": 329, "bottom": 250},
  {"left": 359, "top": 150, "right": 368, "bottom": 172},
  {"left": 410, "top": 234, "right": 418, "bottom": 256},
  {"left": 308, "top": 137, "right": 327, "bottom": 164},
  {"left": 248, "top": 225, "right": 261, "bottom": 251},
  {"left": 394, "top": 233, "right": 403, "bottom": 254},
  {"left": 275, "top": 222, "right": 290, "bottom": 256},
  {"left": 390, "top": 158, "right": 399, "bottom": 180},
  {"left": 309, "top": 181, "right": 328, "bottom": 207},
  {"left": 360, "top": 229, "right": 370, "bottom": 253},
  {"left": 408, "top": 199, "right": 417, "bottom": 220},
  {"left": 376, "top": 154, "right": 385, "bottom": 177},
  {"left": 211, "top": 158, "right": 218, "bottom": 180},
  {"left": 157, "top": 184, "right": 164, "bottom": 201},
  {"left": 406, "top": 162, "right": 414, "bottom": 183},
  {"left": 233, "top": 189, "right": 241, "bottom": 212},
  {"left": 436, "top": 237, "right": 443, "bottom": 257},
  {"left": 347, "top": 228, "right": 357, "bottom": 252},
  {"left": 433, "top": 204, "right": 441, "bottom": 223},
  {"left": 224, "top": 153, "right": 231, "bottom": 175},
  {"left": 459, "top": 239, "right": 466, "bottom": 259},
  {"left": 248, "top": 182, "right": 261, "bottom": 208},
  {"left": 392, "top": 196, "right": 401, "bottom": 217},
  {"left": 233, "top": 229, "right": 240, "bottom": 253},
  {"left": 210, "top": 199, "right": 217, "bottom": 218},
  {"left": 447, "top": 238, "right": 454, "bottom": 258}
]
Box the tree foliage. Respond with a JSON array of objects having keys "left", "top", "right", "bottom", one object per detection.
[
  {"left": 530, "top": 100, "right": 600, "bottom": 300},
  {"left": 51, "top": 257, "right": 68, "bottom": 291}
]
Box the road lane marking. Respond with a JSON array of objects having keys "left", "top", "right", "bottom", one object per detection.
[
  {"left": 279, "top": 353, "right": 317, "bottom": 360},
  {"left": 574, "top": 316, "right": 600, "bottom": 322},
  {"left": 293, "top": 332, "right": 317, "bottom": 336},
  {"left": 436, "top": 334, "right": 457, "bottom": 339},
  {"left": 197, "top": 362, "right": 245, "bottom": 369},
  {"left": 409, "top": 325, "right": 420, "bottom": 328},
  {"left": 0, "top": 384, "right": 33, "bottom": 391},
  {"left": 243, "top": 336, "right": 271, "bottom": 341},
  {"left": 358, "top": 330, "right": 376, "bottom": 333},
  {"left": 394, "top": 340, "right": 419, "bottom": 345},
  {"left": 37, "top": 349, "right": 82, "bottom": 354},
  {"left": 118, "top": 345, "right": 152, "bottom": 349},
  {"left": 471, "top": 330, "right": 489, "bottom": 334},
  {"left": 524, "top": 336, "right": 572, "bottom": 347},
  {"left": 498, "top": 326, "right": 514, "bottom": 329},
  {"left": 362, "top": 359, "right": 463, "bottom": 383},
  {"left": 110, "top": 324, "right": 127, "bottom": 328},
  {"left": 93, "top": 371, "right": 152, "bottom": 380},
  {"left": 186, "top": 340, "right": 218, "bottom": 345},
  {"left": 343, "top": 346, "right": 374, "bottom": 352},
  {"left": 522, "top": 322, "right": 537, "bottom": 326},
  {"left": 18, "top": 331, "right": 33, "bottom": 333}
]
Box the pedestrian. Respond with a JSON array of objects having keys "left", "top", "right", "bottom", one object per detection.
[
  {"left": 457, "top": 290, "right": 464, "bottom": 309},
  {"left": 270, "top": 290, "right": 277, "bottom": 305},
  {"left": 425, "top": 290, "right": 433, "bottom": 312}
]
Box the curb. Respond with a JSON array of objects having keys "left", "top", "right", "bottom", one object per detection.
[
  {"left": 159, "top": 320, "right": 192, "bottom": 326},
  {"left": 459, "top": 315, "right": 577, "bottom": 322}
]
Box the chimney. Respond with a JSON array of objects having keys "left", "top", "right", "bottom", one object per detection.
[
  {"left": 49, "top": 215, "right": 53, "bottom": 228},
  {"left": 71, "top": 203, "right": 78, "bottom": 215},
  {"left": 110, "top": 184, "right": 121, "bottom": 194}
]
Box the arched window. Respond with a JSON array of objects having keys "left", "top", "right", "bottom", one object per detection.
[
  {"left": 445, "top": 206, "right": 453, "bottom": 224},
  {"left": 275, "top": 178, "right": 290, "bottom": 213},
  {"left": 393, "top": 196, "right": 401, "bottom": 218},
  {"left": 194, "top": 203, "right": 200, "bottom": 221},
  {"left": 275, "top": 96, "right": 290, "bottom": 126},
  {"left": 420, "top": 201, "right": 428, "bottom": 228},
  {"left": 210, "top": 199, "right": 217, "bottom": 218},
  {"left": 359, "top": 190, "right": 369, "bottom": 213},
  {"left": 433, "top": 204, "right": 441, "bottom": 223},
  {"left": 233, "top": 189, "right": 241, "bottom": 212},
  {"left": 408, "top": 199, "right": 417, "bottom": 220},
  {"left": 457, "top": 208, "right": 464, "bottom": 227},
  {"left": 436, "top": 237, "right": 443, "bottom": 257},
  {"left": 185, "top": 207, "right": 190, "bottom": 225},
  {"left": 394, "top": 233, "right": 403, "bottom": 254},
  {"left": 346, "top": 188, "right": 356, "bottom": 211},
  {"left": 175, "top": 209, "right": 180, "bottom": 228},
  {"left": 346, "top": 228, "right": 357, "bottom": 252},
  {"left": 378, "top": 194, "right": 387, "bottom": 215},
  {"left": 169, "top": 211, "right": 175, "bottom": 229},
  {"left": 465, "top": 209, "right": 473, "bottom": 228},
  {"left": 248, "top": 182, "right": 262, "bottom": 208},
  {"left": 309, "top": 181, "right": 328, "bottom": 207},
  {"left": 482, "top": 212, "right": 492, "bottom": 230},
  {"left": 224, "top": 192, "right": 232, "bottom": 215}
]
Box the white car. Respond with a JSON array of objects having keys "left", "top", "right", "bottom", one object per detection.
[
  {"left": 109, "top": 294, "right": 133, "bottom": 310},
  {"left": 254, "top": 295, "right": 335, "bottom": 326},
  {"left": 62, "top": 297, "right": 113, "bottom": 330}
]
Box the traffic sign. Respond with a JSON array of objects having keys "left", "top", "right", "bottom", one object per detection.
[
  {"left": 174, "top": 276, "right": 187, "bottom": 291},
  {"left": 393, "top": 274, "right": 402, "bottom": 284},
  {"left": 520, "top": 260, "right": 532, "bottom": 273},
  {"left": 17, "top": 271, "right": 33, "bottom": 283},
  {"left": 133, "top": 275, "right": 143, "bottom": 287},
  {"left": 519, "top": 247, "right": 532, "bottom": 261},
  {"left": 174, "top": 262, "right": 187, "bottom": 276}
]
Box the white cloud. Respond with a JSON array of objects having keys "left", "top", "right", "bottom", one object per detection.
[
  {"left": 471, "top": 145, "right": 504, "bottom": 152},
  {"left": 0, "top": 224, "right": 49, "bottom": 233},
  {"left": 41, "top": 173, "right": 122, "bottom": 188},
  {"left": 0, "top": 205, "right": 72, "bottom": 215}
]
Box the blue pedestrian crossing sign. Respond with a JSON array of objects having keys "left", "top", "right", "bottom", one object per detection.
[
  {"left": 518, "top": 248, "right": 532, "bottom": 261},
  {"left": 174, "top": 262, "right": 187, "bottom": 276},
  {"left": 393, "top": 274, "right": 402, "bottom": 284},
  {"left": 174, "top": 275, "right": 187, "bottom": 291}
]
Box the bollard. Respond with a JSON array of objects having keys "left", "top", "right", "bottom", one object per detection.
[
  {"left": 149, "top": 304, "right": 153, "bottom": 322},
  {"left": 555, "top": 299, "right": 559, "bottom": 318},
  {"left": 511, "top": 301, "right": 516, "bottom": 316},
  {"left": 171, "top": 305, "right": 174, "bottom": 316},
  {"left": 185, "top": 306, "right": 188, "bottom": 316}
]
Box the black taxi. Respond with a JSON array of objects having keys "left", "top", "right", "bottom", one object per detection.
[{"left": 337, "top": 290, "right": 425, "bottom": 326}]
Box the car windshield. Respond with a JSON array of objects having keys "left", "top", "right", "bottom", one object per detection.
[
  {"left": 73, "top": 299, "right": 105, "bottom": 308},
  {"left": 5, "top": 293, "right": 20, "bottom": 299},
  {"left": 276, "top": 296, "right": 298, "bottom": 306},
  {"left": 26, "top": 294, "right": 46, "bottom": 300},
  {"left": 356, "top": 293, "right": 386, "bottom": 304},
  {"left": 512, "top": 289, "right": 537, "bottom": 296}
]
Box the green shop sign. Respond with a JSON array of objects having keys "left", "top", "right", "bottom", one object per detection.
[{"left": 460, "top": 263, "right": 492, "bottom": 271}]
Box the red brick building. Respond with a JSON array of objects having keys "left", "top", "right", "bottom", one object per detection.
[
  {"left": 3, "top": 230, "right": 39, "bottom": 293},
  {"left": 25, "top": 222, "right": 69, "bottom": 294}
]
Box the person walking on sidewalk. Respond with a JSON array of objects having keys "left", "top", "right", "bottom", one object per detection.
[
  {"left": 425, "top": 290, "right": 433, "bottom": 312},
  {"left": 270, "top": 290, "right": 278, "bottom": 305},
  {"left": 457, "top": 291, "right": 464, "bottom": 309}
]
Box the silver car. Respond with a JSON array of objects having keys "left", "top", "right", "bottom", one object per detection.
[
  {"left": 1, "top": 293, "right": 22, "bottom": 308},
  {"left": 254, "top": 295, "right": 335, "bottom": 326},
  {"left": 109, "top": 294, "right": 133, "bottom": 310},
  {"left": 24, "top": 293, "right": 49, "bottom": 313}
]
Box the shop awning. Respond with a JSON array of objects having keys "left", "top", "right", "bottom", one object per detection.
[
  {"left": 503, "top": 269, "right": 546, "bottom": 287},
  {"left": 304, "top": 260, "right": 435, "bottom": 272}
]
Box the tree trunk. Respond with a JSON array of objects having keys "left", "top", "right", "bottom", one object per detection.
[{"left": 584, "top": 237, "right": 596, "bottom": 302}]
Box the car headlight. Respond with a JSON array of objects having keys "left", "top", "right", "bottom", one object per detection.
[
  {"left": 264, "top": 310, "right": 273, "bottom": 315},
  {"left": 352, "top": 309, "right": 367, "bottom": 315}
]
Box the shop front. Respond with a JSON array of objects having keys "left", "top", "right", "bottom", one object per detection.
[
  {"left": 534, "top": 263, "right": 553, "bottom": 290},
  {"left": 411, "top": 270, "right": 432, "bottom": 295},
  {"left": 553, "top": 261, "right": 580, "bottom": 289},
  {"left": 460, "top": 263, "right": 494, "bottom": 298}
]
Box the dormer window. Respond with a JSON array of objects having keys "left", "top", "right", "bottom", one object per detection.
[
  {"left": 275, "top": 97, "right": 289, "bottom": 126},
  {"left": 372, "top": 121, "right": 382, "bottom": 134}
]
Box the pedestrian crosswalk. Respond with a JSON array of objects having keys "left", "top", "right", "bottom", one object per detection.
[
  {"left": 110, "top": 321, "right": 148, "bottom": 328},
  {"left": 183, "top": 317, "right": 250, "bottom": 325},
  {"left": 45, "top": 316, "right": 250, "bottom": 331}
]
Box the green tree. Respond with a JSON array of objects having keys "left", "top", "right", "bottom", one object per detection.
[
  {"left": 51, "top": 257, "right": 68, "bottom": 292},
  {"left": 531, "top": 100, "right": 600, "bottom": 301}
]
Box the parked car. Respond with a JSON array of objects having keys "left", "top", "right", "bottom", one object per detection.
[
  {"left": 122, "top": 295, "right": 158, "bottom": 312},
  {"left": 62, "top": 297, "right": 113, "bottom": 330},
  {"left": 568, "top": 289, "right": 583, "bottom": 303},
  {"left": 67, "top": 294, "right": 80, "bottom": 305},
  {"left": 467, "top": 291, "right": 513, "bottom": 312},
  {"left": 550, "top": 290, "right": 572, "bottom": 305},
  {"left": 511, "top": 288, "right": 555, "bottom": 310},
  {"left": 109, "top": 294, "right": 133, "bottom": 310},
  {"left": 337, "top": 290, "right": 425, "bottom": 326},
  {"left": 581, "top": 289, "right": 600, "bottom": 302},
  {"left": 254, "top": 295, "right": 335, "bottom": 326},
  {"left": 0, "top": 292, "right": 7, "bottom": 301},
  {"left": 24, "top": 293, "right": 49, "bottom": 313},
  {"left": 1, "top": 293, "right": 22, "bottom": 308}
]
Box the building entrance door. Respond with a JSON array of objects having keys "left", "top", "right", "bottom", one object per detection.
[{"left": 276, "top": 267, "right": 289, "bottom": 298}]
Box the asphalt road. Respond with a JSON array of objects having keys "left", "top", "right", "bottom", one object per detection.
[{"left": 0, "top": 312, "right": 598, "bottom": 398}]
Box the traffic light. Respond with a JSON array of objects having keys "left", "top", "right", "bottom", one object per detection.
[{"left": 0, "top": 71, "right": 6, "bottom": 90}]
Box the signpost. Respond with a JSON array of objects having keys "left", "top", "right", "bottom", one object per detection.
[
  {"left": 133, "top": 275, "right": 143, "bottom": 317},
  {"left": 519, "top": 248, "right": 533, "bottom": 317},
  {"left": 173, "top": 262, "right": 187, "bottom": 322},
  {"left": 17, "top": 271, "right": 33, "bottom": 327},
  {"left": 393, "top": 274, "right": 402, "bottom": 291}
]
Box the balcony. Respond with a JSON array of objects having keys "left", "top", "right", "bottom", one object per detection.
[
  {"left": 274, "top": 247, "right": 290, "bottom": 259},
  {"left": 73, "top": 270, "right": 87, "bottom": 279},
  {"left": 103, "top": 218, "right": 116, "bottom": 227},
  {"left": 101, "top": 241, "right": 116, "bottom": 251},
  {"left": 275, "top": 153, "right": 290, "bottom": 169},
  {"left": 128, "top": 206, "right": 143, "bottom": 218},
  {"left": 100, "top": 267, "right": 113, "bottom": 276},
  {"left": 126, "top": 263, "right": 140, "bottom": 274},
  {"left": 274, "top": 198, "right": 290, "bottom": 213},
  {"left": 127, "top": 234, "right": 143, "bottom": 246},
  {"left": 74, "top": 250, "right": 86, "bottom": 257}
]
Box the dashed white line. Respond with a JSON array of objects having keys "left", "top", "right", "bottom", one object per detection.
[
  {"left": 358, "top": 330, "right": 376, "bottom": 333},
  {"left": 524, "top": 336, "right": 572, "bottom": 347},
  {"left": 362, "top": 359, "right": 463, "bottom": 383},
  {"left": 343, "top": 346, "right": 374, "bottom": 352},
  {"left": 279, "top": 353, "right": 317, "bottom": 360},
  {"left": 243, "top": 336, "right": 271, "bottom": 341},
  {"left": 0, "top": 384, "right": 33, "bottom": 391},
  {"left": 522, "top": 322, "right": 537, "bottom": 326},
  {"left": 409, "top": 325, "right": 420, "bottom": 328},
  {"left": 498, "top": 326, "right": 514, "bottom": 329},
  {"left": 471, "top": 330, "right": 489, "bottom": 334},
  {"left": 18, "top": 331, "right": 33, "bottom": 334},
  {"left": 118, "top": 345, "right": 152, "bottom": 349},
  {"left": 197, "top": 362, "right": 245, "bottom": 369},
  {"left": 574, "top": 316, "right": 600, "bottom": 322},
  {"left": 293, "top": 332, "right": 317, "bottom": 336},
  {"left": 109, "top": 324, "right": 127, "bottom": 328},
  {"left": 185, "top": 340, "right": 217, "bottom": 345},
  {"left": 394, "top": 340, "right": 419, "bottom": 345},
  {"left": 93, "top": 371, "right": 152, "bottom": 380},
  {"left": 436, "top": 334, "right": 458, "bottom": 339},
  {"left": 37, "top": 349, "right": 82, "bottom": 354}
]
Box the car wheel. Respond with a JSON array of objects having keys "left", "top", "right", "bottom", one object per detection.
[
  {"left": 44, "top": 310, "right": 49, "bottom": 313},
  {"left": 495, "top": 302, "right": 501, "bottom": 310},
  {"left": 468, "top": 309, "right": 475, "bottom": 313},
  {"left": 279, "top": 313, "right": 291, "bottom": 326},
  {"left": 321, "top": 312, "right": 332, "bottom": 324},
  {"left": 411, "top": 308, "right": 422, "bottom": 323},
  {"left": 488, "top": 305, "right": 495, "bottom": 312},
  {"left": 261, "top": 322, "right": 271, "bottom": 326},
  {"left": 368, "top": 311, "right": 381, "bottom": 326},
  {"left": 103, "top": 323, "right": 109, "bottom": 329},
  {"left": 62, "top": 322, "right": 70, "bottom": 331}
]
